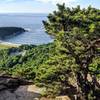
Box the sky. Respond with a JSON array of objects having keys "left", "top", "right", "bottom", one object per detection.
[{"left": 0, "top": 0, "right": 99, "bottom": 13}]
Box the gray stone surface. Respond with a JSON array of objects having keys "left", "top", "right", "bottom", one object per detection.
[{"left": 0, "top": 75, "right": 41, "bottom": 100}]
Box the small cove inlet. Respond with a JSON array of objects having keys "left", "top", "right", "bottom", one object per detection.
[{"left": 0, "top": 13, "right": 53, "bottom": 45}]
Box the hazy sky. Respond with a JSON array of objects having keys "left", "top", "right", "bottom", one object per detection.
[{"left": 0, "top": 0, "right": 99, "bottom": 13}]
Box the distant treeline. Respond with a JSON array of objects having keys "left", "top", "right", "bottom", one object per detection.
[{"left": 0, "top": 27, "right": 25, "bottom": 39}]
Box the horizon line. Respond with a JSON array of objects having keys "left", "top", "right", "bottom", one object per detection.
[{"left": 0, "top": 12, "right": 49, "bottom": 14}]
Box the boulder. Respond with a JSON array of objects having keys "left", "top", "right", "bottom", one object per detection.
[
  {"left": 0, "top": 75, "right": 41, "bottom": 100},
  {"left": 0, "top": 75, "right": 32, "bottom": 91}
]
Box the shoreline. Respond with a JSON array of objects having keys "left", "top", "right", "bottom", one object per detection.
[{"left": 0, "top": 40, "right": 21, "bottom": 47}]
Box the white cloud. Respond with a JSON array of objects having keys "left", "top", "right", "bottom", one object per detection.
[
  {"left": 36, "top": 0, "right": 76, "bottom": 5},
  {"left": 2, "top": 0, "right": 76, "bottom": 4}
]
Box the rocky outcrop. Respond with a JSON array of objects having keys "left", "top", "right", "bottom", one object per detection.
[
  {"left": 0, "top": 75, "right": 42, "bottom": 100},
  {"left": 0, "top": 85, "right": 41, "bottom": 100},
  {"left": 0, "top": 75, "right": 32, "bottom": 91}
]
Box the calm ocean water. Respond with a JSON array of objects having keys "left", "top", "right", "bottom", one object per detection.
[{"left": 0, "top": 13, "right": 53, "bottom": 45}]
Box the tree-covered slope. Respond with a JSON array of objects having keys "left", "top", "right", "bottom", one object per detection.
[{"left": 0, "top": 43, "right": 56, "bottom": 80}]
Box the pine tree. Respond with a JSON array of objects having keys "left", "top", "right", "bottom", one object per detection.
[{"left": 43, "top": 4, "right": 100, "bottom": 99}]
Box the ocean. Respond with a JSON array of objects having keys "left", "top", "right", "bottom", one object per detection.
[{"left": 0, "top": 13, "right": 53, "bottom": 45}]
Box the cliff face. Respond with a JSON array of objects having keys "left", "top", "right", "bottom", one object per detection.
[
  {"left": 0, "top": 75, "right": 41, "bottom": 100},
  {"left": 0, "top": 75, "right": 32, "bottom": 91},
  {"left": 0, "top": 27, "right": 25, "bottom": 39}
]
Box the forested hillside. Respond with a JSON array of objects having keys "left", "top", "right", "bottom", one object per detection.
[
  {"left": 0, "top": 43, "right": 56, "bottom": 80},
  {"left": 0, "top": 27, "right": 25, "bottom": 39}
]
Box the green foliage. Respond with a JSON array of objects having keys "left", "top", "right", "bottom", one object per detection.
[
  {"left": 35, "top": 54, "right": 76, "bottom": 96},
  {"left": 0, "top": 4, "right": 100, "bottom": 99},
  {"left": 43, "top": 4, "right": 100, "bottom": 99},
  {"left": 0, "top": 43, "right": 55, "bottom": 80}
]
